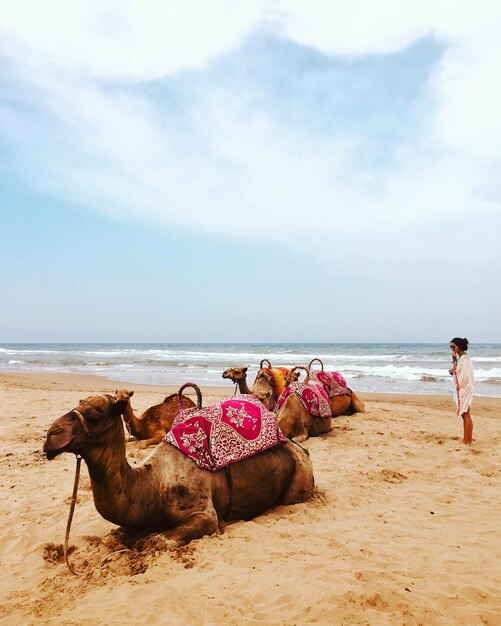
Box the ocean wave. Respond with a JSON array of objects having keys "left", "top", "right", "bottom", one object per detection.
[
  {"left": 89, "top": 361, "right": 120, "bottom": 367},
  {"left": 421, "top": 375, "right": 440, "bottom": 382},
  {"left": 74, "top": 348, "right": 442, "bottom": 365},
  {"left": 83, "top": 349, "right": 141, "bottom": 355},
  {"left": 340, "top": 365, "right": 448, "bottom": 381},
  {"left": 1, "top": 343, "right": 500, "bottom": 396},
  {"left": 288, "top": 353, "right": 403, "bottom": 361},
  {"left": 7, "top": 359, "right": 66, "bottom": 366},
  {"left": 0, "top": 348, "right": 60, "bottom": 355},
  {"left": 474, "top": 368, "right": 501, "bottom": 381}
]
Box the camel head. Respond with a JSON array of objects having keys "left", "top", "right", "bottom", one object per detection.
[
  {"left": 43, "top": 394, "right": 129, "bottom": 460},
  {"left": 114, "top": 389, "right": 134, "bottom": 423},
  {"left": 286, "top": 366, "right": 309, "bottom": 386},
  {"left": 115, "top": 389, "right": 134, "bottom": 400},
  {"left": 252, "top": 369, "right": 276, "bottom": 410},
  {"left": 222, "top": 367, "right": 248, "bottom": 383}
]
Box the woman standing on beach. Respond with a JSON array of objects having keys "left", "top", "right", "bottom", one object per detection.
[{"left": 449, "top": 338, "right": 475, "bottom": 445}]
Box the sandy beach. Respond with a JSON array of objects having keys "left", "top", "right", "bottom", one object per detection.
[{"left": 0, "top": 372, "right": 499, "bottom": 626}]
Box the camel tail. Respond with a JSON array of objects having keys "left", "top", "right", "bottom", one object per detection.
[
  {"left": 178, "top": 382, "right": 203, "bottom": 409},
  {"left": 350, "top": 391, "right": 366, "bottom": 414}
]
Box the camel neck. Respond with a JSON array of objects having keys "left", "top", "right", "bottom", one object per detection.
[
  {"left": 83, "top": 430, "right": 143, "bottom": 527},
  {"left": 123, "top": 402, "right": 144, "bottom": 438},
  {"left": 237, "top": 378, "right": 252, "bottom": 395}
]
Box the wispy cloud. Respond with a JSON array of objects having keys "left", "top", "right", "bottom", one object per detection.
[{"left": 1, "top": 1, "right": 499, "bottom": 261}]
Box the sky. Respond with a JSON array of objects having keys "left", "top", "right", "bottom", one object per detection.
[{"left": 0, "top": 0, "right": 500, "bottom": 343}]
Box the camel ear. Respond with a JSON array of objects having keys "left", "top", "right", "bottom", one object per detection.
[
  {"left": 111, "top": 398, "right": 129, "bottom": 417},
  {"left": 129, "top": 390, "right": 134, "bottom": 397},
  {"left": 243, "top": 367, "right": 248, "bottom": 373}
]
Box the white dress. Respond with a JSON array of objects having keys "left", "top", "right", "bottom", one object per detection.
[{"left": 453, "top": 354, "right": 475, "bottom": 416}]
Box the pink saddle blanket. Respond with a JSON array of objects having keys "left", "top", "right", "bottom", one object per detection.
[
  {"left": 164, "top": 394, "right": 287, "bottom": 471},
  {"left": 275, "top": 381, "right": 332, "bottom": 418},
  {"left": 310, "top": 371, "right": 352, "bottom": 398}
]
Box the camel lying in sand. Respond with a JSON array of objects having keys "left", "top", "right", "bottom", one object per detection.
[
  {"left": 43, "top": 393, "right": 314, "bottom": 546},
  {"left": 255, "top": 359, "right": 365, "bottom": 442},
  {"left": 222, "top": 364, "right": 324, "bottom": 442},
  {"left": 222, "top": 367, "right": 252, "bottom": 394},
  {"left": 274, "top": 367, "right": 332, "bottom": 443},
  {"left": 252, "top": 359, "right": 365, "bottom": 417},
  {"left": 115, "top": 389, "right": 199, "bottom": 448},
  {"left": 307, "top": 358, "right": 365, "bottom": 416}
]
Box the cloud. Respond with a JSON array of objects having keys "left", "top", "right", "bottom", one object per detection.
[
  {"left": 278, "top": 1, "right": 501, "bottom": 157},
  {"left": 0, "top": 1, "right": 267, "bottom": 78},
  {"left": 0, "top": 1, "right": 499, "bottom": 262}
]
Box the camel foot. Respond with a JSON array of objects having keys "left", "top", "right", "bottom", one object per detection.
[
  {"left": 134, "top": 533, "right": 179, "bottom": 553},
  {"left": 292, "top": 434, "right": 308, "bottom": 444}
]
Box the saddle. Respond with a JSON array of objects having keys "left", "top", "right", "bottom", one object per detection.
[
  {"left": 308, "top": 358, "right": 352, "bottom": 398},
  {"left": 164, "top": 387, "right": 286, "bottom": 471},
  {"left": 275, "top": 366, "right": 332, "bottom": 418},
  {"left": 310, "top": 371, "right": 351, "bottom": 397},
  {"left": 275, "top": 381, "right": 332, "bottom": 418}
]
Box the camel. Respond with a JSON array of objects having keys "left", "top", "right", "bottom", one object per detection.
[
  {"left": 274, "top": 367, "right": 332, "bottom": 443},
  {"left": 224, "top": 361, "right": 299, "bottom": 400},
  {"left": 115, "top": 389, "right": 199, "bottom": 448},
  {"left": 252, "top": 359, "right": 298, "bottom": 411},
  {"left": 43, "top": 391, "right": 314, "bottom": 547},
  {"left": 222, "top": 367, "right": 252, "bottom": 395},
  {"left": 308, "top": 358, "right": 365, "bottom": 416}
]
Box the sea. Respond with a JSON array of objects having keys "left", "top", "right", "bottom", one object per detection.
[{"left": 1, "top": 343, "right": 500, "bottom": 397}]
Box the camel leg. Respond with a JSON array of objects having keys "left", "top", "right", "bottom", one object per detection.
[
  {"left": 311, "top": 417, "right": 332, "bottom": 437},
  {"left": 277, "top": 396, "right": 311, "bottom": 441},
  {"left": 279, "top": 414, "right": 308, "bottom": 441},
  {"left": 350, "top": 391, "right": 366, "bottom": 414},
  {"left": 330, "top": 395, "right": 352, "bottom": 417},
  {"left": 136, "top": 506, "right": 220, "bottom": 550},
  {"left": 279, "top": 441, "right": 315, "bottom": 505},
  {"left": 161, "top": 510, "right": 220, "bottom": 544},
  {"left": 136, "top": 434, "right": 164, "bottom": 449}
]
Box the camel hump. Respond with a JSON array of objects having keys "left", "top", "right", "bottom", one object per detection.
[
  {"left": 259, "top": 358, "right": 272, "bottom": 369},
  {"left": 287, "top": 366, "right": 309, "bottom": 385},
  {"left": 308, "top": 358, "right": 324, "bottom": 373},
  {"left": 178, "top": 382, "right": 203, "bottom": 409}
]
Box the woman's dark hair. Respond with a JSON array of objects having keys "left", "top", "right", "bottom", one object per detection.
[{"left": 450, "top": 337, "right": 469, "bottom": 351}]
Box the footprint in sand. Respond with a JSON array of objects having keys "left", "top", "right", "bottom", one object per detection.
[
  {"left": 379, "top": 469, "right": 408, "bottom": 483},
  {"left": 363, "top": 593, "right": 389, "bottom": 609}
]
